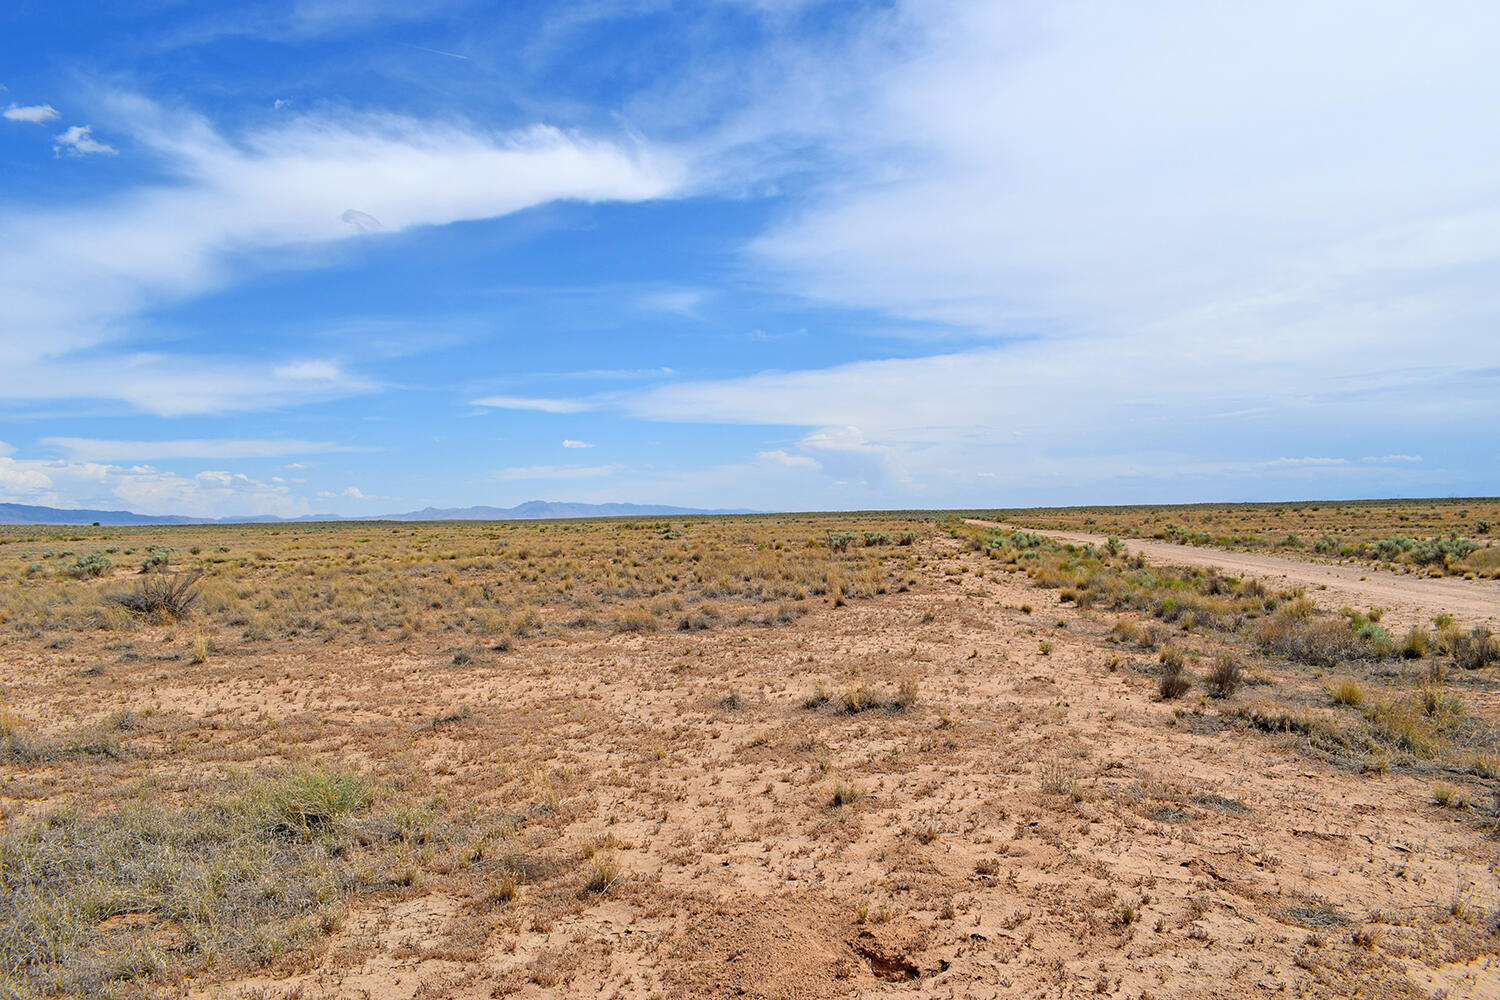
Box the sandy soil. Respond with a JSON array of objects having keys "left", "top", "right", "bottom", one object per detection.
[
  {"left": 968, "top": 520, "right": 1500, "bottom": 632},
  {"left": 7, "top": 529, "right": 1500, "bottom": 999}
]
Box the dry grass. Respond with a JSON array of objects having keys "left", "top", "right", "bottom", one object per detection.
[
  {"left": 1, "top": 512, "right": 1497, "bottom": 998},
  {"left": 1205, "top": 655, "right": 1242, "bottom": 698},
  {"left": 1002, "top": 498, "right": 1500, "bottom": 579},
  {"left": 0, "top": 767, "right": 391, "bottom": 997}
]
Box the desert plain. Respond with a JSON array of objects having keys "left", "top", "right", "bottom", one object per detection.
[{"left": 3, "top": 500, "right": 1500, "bottom": 999}]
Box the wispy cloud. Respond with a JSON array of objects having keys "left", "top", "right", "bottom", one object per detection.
[
  {"left": 1, "top": 95, "right": 684, "bottom": 414},
  {"left": 541, "top": 367, "right": 676, "bottom": 381},
  {"left": 756, "top": 449, "right": 819, "bottom": 470},
  {"left": 1264, "top": 457, "right": 1351, "bottom": 468},
  {"left": 1362, "top": 454, "right": 1423, "bottom": 464},
  {"left": 4, "top": 103, "right": 59, "bottom": 124},
  {"left": 42, "top": 437, "right": 351, "bottom": 462},
  {"left": 0, "top": 355, "right": 376, "bottom": 417},
  {"left": 490, "top": 463, "right": 622, "bottom": 481},
  {"left": 636, "top": 288, "right": 708, "bottom": 317},
  {"left": 471, "top": 395, "right": 594, "bottom": 413},
  {"left": 561, "top": 439, "right": 595, "bottom": 449},
  {"left": 599, "top": 1, "right": 1500, "bottom": 502}
]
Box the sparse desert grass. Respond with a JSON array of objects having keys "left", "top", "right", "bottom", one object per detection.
[
  {"left": 1157, "top": 646, "right": 1190, "bottom": 699},
  {"left": 1, "top": 511, "right": 1497, "bottom": 998},
  {"left": 1453, "top": 627, "right": 1499, "bottom": 670},
  {"left": 0, "top": 516, "right": 918, "bottom": 642},
  {"left": 0, "top": 766, "right": 395, "bottom": 998},
  {"left": 1000, "top": 497, "right": 1500, "bottom": 578},
  {"left": 1328, "top": 677, "right": 1366, "bottom": 708}
]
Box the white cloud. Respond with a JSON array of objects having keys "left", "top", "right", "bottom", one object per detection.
[
  {"left": 4, "top": 103, "right": 59, "bottom": 124},
  {"left": 756, "top": 449, "right": 820, "bottom": 470},
  {"left": 53, "top": 124, "right": 117, "bottom": 156},
  {"left": 0, "top": 455, "right": 308, "bottom": 518},
  {"left": 317, "top": 486, "right": 370, "bottom": 499},
  {"left": 561, "top": 439, "right": 595, "bottom": 448},
  {"left": 0, "top": 458, "right": 54, "bottom": 493},
  {"left": 42, "top": 437, "right": 347, "bottom": 462},
  {"left": 339, "top": 208, "right": 382, "bottom": 232},
  {"left": 1362, "top": 454, "right": 1423, "bottom": 464},
  {"left": 550, "top": 367, "right": 676, "bottom": 380},
  {"left": 0, "top": 95, "right": 683, "bottom": 413},
  {"left": 613, "top": 0, "right": 1500, "bottom": 502},
  {"left": 749, "top": 3, "right": 1500, "bottom": 338},
  {"left": 471, "top": 395, "right": 594, "bottom": 413},
  {"left": 636, "top": 288, "right": 707, "bottom": 317},
  {"left": 1264, "top": 457, "right": 1351, "bottom": 468},
  {"left": 0, "top": 354, "right": 375, "bottom": 417},
  {"left": 623, "top": 334, "right": 1485, "bottom": 503},
  {"left": 491, "top": 463, "right": 622, "bottom": 481},
  {"left": 273, "top": 360, "right": 344, "bottom": 381}
]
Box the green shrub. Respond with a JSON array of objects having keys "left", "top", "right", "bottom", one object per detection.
[{"left": 70, "top": 553, "right": 112, "bottom": 578}]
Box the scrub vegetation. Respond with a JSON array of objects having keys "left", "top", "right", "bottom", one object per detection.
[
  {"left": 998, "top": 497, "right": 1500, "bottom": 579},
  {"left": 1, "top": 509, "right": 1498, "bottom": 998}
]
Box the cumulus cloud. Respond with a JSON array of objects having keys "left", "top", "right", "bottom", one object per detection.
[
  {"left": 561, "top": 439, "right": 595, "bottom": 448},
  {"left": 317, "top": 486, "right": 370, "bottom": 499},
  {"left": 0, "top": 455, "right": 309, "bottom": 518},
  {"left": 4, "top": 103, "right": 59, "bottom": 124},
  {"left": 0, "top": 458, "right": 54, "bottom": 492},
  {"left": 53, "top": 124, "right": 117, "bottom": 156}
]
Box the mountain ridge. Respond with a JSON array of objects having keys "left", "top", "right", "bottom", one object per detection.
[{"left": 0, "top": 500, "right": 756, "bottom": 526}]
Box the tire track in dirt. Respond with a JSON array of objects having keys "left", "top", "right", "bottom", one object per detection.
[{"left": 965, "top": 519, "right": 1500, "bottom": 630}]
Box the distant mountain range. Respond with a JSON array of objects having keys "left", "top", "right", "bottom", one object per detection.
[{"left": 0, "top": 500, "right": 755, "bottom": 526}]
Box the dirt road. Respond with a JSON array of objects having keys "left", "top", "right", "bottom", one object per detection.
[{"left": 966, "top": 519, "right": 1499, "bottom": 629}]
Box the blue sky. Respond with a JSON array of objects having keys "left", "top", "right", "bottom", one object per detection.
[{"left": 1, "top": 0, "right": 1497, "bottom": 517}]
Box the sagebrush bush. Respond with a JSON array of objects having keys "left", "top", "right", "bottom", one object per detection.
[
  {"left": 1158, "top": 646, "right": 1189, "bottom": 699},
  {"left": 70, "top": 553, "right": 112, "bottom": 578},
  {"left": 1454, "top": 628, "right": 1498, "bottom": 671},
  {"left": 1254, "top": 611, "right": 1371, "bottom": 666},
  {"left": 109, "top": 571, "right": 201, "bottom": 621},
  {"left": 1205, "top": 655, "right": 1242, "bottom": 698}
]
